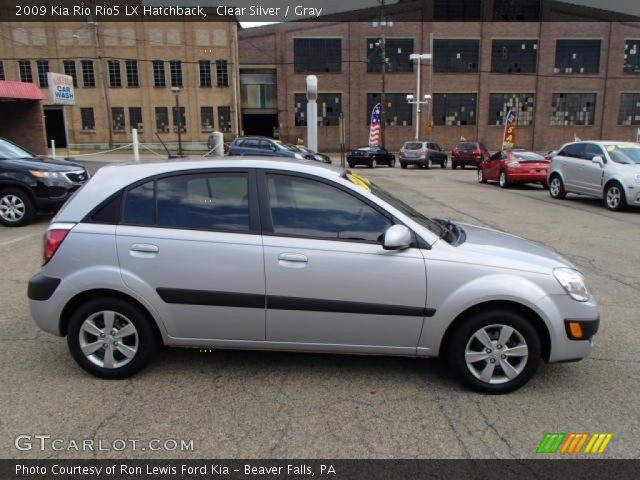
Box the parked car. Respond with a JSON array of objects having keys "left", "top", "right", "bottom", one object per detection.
[
  {"left": 0, "top": 138, "right": 89, "bottom": 227},
  {"left": 289, "top": 145, "right": 332, "bottom": 164},
  {"left": 28, "top": 158, "right": 599, "bottom": 393},
  {"left": 451, "top": 142, "right": 490, "bottom": 169},
  {"left": 347, "top": 146, "right": 396, "bottom": 168},
  {"left": 399, "top": 141, "right": 448, "bottom": 169},
  {"left": 228, "top": 136, "right": 304, "bottom": 160},
  {"left": 478, "top": 150, "right": 550, "bottom": 188},
  {"left": 548, "top": 141, "right": 640, "bottom": 211}
]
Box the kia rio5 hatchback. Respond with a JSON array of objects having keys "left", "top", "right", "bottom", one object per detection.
[{"left": 28, "top": 159, "right": 599, "bottom": 393}]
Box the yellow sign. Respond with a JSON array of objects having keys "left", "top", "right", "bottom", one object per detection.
[{"left": 346, "top": 173, "right": 371, "bottom": 192}]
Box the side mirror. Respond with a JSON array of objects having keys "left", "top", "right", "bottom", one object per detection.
[
  {"left": 592, "top": 155, "right": 605, "bottom": 166},
  {"left": 382, "top": 225, "right": 412, "bottom": 251}
]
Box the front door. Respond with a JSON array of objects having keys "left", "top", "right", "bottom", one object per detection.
[
  {"left": 116, "top": 170, "right": 266, "bottom": 340},
  {"left": 260, "top": 172, "right": 427, "bottom": 353}
]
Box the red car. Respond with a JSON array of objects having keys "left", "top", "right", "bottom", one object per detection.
[
  {"left": 451, "top": 142, "right": 490, "bottom": 169},
  {"left": 478, "top": 150, "right": 550, "bottom": 188}
]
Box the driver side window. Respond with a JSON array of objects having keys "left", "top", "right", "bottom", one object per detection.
[{"left": 266, "top": 174, "right": 392, "bottom": 242}]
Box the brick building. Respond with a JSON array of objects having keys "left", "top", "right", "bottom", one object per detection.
[
  {"left": 0, "top": 21, "right": 241, "bottom": 150},
  {"left": 238, "top": 2, "right": 640, "bottom": 151}
]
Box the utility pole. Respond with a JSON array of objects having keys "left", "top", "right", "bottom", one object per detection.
[
  {"left": 91, "top": 20, "right": 113, "bottom": 149},
  {"left": 380, "top": 0, "right": 387, "bottom": 147},
  {"left": 172, "top": 87, "right": 184, "bottom": 157}
]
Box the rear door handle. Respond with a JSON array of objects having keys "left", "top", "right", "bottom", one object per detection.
[
  {"left": 130, "top": 243, "right": 159, "bottom": 253},
  {"left": 278, "top": 253, "right": 307, "bottom": 263}
]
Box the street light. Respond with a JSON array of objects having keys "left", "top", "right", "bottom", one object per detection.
[
  {"left": 406, "top": 93, "right": 432, "bottom": 141},
  {"left": 408, "top": 53, "right": 432, "bottom": 141},
  {"left": 172, "top": 86, "right": 184, "bottom": 157}
]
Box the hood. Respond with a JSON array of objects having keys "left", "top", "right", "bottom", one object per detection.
[
  {"left": 456, "top": 222, "right": 578, "bottom": 272},
  {"left": 1, "top": 156, "right": 84, "bottom": 172}
]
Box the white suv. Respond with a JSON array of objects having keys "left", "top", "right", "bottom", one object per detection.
[{"left": 548, "top": 141, "right": 640, "bottom": 211}]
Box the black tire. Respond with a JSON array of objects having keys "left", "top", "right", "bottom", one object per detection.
[
  {"left": 348, "top": 162, "right": 354, "bottom": 169},
  {"left": 499, "top": 170, "right": 509, "bottom": 189},
  {"left": 400, "top": 162, "right": 407, "bottom": 169},
  {"left": 477, "top": 168, "right": 487, "bottom": 183},
  {"left": 441, "top": 159, "right": 448, "bottom": 168},
  {"left": 548, "top": 174, "right": 566, "bottom": 199},
  {"left": 369, "top": 158, "right": 377, "bottom": 169},
  {"left": 0, "top": 187, "right": 35, "bottom": 227},
  {"left": 426, "top": 157, "right": 433, "bottom": 169},
  {"left": 604, "top": 181, "right": 627, "bottom": 211},
  {"left": 452, "top": 163, "right": 458, "bottom": 170},
  {"left": 446, "top": 309, "right": 541, "bottom": 394},
  {"left": 67, "top": 297, "right": 159, "bottom": 379},
  {"left": 389, "top": 158, "right": 396, "bottom": 168}
]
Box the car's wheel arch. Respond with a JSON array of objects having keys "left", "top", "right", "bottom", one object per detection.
[
  {"left": 602, "top": 178, "right": 625, "bottom": 199},
  {"left": 0, "top": 180, "right": 37, "bottom": 202}
]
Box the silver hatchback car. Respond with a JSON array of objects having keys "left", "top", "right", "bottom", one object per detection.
[
  {"left": 28, "top": 159, "right": 599, "bottom": 393},
  {"left": 548, "top": 141, "right": 640, "bottom": 211}
]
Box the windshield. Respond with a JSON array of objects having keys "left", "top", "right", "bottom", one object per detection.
[
  {"left": 607, "top": 145, "right": 640, "bottom": 164},
  {"left": 456, "top": 142, "right": 477, "bottom": 150},
  {"left": 404, "top": 142, "right": 423, "bottom": 150},
  {"left": 0, "top": 139, "right": 36, "bottom": 160}
]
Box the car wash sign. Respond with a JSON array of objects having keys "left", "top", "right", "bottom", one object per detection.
[{"left": 47, "top": 72, "right": 76, "bottom": 105}]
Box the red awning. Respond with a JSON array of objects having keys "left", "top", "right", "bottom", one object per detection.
[{"left": 0, "top": 80, "right": 44, "bottom": 100}]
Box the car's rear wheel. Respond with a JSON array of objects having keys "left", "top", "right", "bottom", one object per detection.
[
  {"left": 0, "top": 188, "right": 34, "bottom": 227},
  {"left": 499, "top": 170, "right": 509, "bottom": 188},
  {"left": 477, "top": 168, "right": 487, "bottom": 183},
  {"left": 67, "top": 298, "right": 159, "bottom": 379},
  {"left": 426, "top": 157, "right": 433, "bottom": 169},
  {"left": 452, "top": 163, "right": 458, "bottom": 170},
  {"left": 446, "top": 310, "right": 541, "bottom": 394},
  {"left": 441, "top": 159, "right": 448, "bottom": 168},
  {"left": 348, "top": 162, "right": 354, "bottom": 168},
  {"left": 548, "top": 174, "right": 566, "bottom": 199},
  {"left": 400, "top": 162, "right": 407, "bottom": 169},
  {"left": 604, "top": 182, "right": 626, "bottom": 211},
  {"left": 389, "top": 158, "right": 396, "bottom": 168},
  {"left": 370, "top": 158, "right": 377, "bottom": 169}
]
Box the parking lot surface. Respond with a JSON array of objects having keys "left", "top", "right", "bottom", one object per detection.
[{"left": 1, "top": 161, "right": 639, "bottom": 459}]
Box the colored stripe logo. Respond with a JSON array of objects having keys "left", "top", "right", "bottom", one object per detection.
[{"left": 537, "top": 433, "right": 613, "bottom": 454}]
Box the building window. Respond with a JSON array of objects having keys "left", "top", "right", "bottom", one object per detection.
[
  {"left": 366, "top": 93, "right": 412, "bottom": 126},
  {"left": 155, "top": 107, "right": 170, "bottom": 133},
  {"left": 199, "top": 60, "right": 212, "bottom": 87},
  {"left": 493, "top": 0, "right": 540, "bottom": 20},
  {"left": 294, "top": 93, "right": 342, "bottom": 126},
  {"left": 172, "top": 106, "right": 186, "bottom": 133},
  {"left": 170, "top": 60, "right": 182, "bottom": 87},
  {"left": 36, "top": 60, "right": 49, "bottom": 88},
  {"left": 434, "top": 0, "right": 482, "bottom": 20},
  {"left": 367, "top": 38, "right": 414, "bottom": 73},
  {"left": 81, "top": 60, "right": 95, "bottom": 87},
  {"left": 129, "top": 107, "right": 143, "bottom": 132},
  {"left": 108, "top": 60, "right": 122, "bottom": 87},
  {"left": 433, "top": 40, "right": 480, "bottom": 73},
  {"left": 18, "top": 60, "right": 32, "bottom": 83},
  {"left": 216, "top": 60, "right": 229, "bottom": 87},
  {"left": 489, "top": 93, "right": 535, "bottom": 126},
  {"left": 491, "top": 40, "right": 537, "bottom": 73},
  {"left": 63, "top": 60, "right": 77, "bottom": 87},
  {"left": 293, "top": 38, "right": 341, "bottom": 73},
  {"left": 618, "top": 93, "right": 640, "bottom": 125},
  {"left": 555, "top": 40, "right": 601, "bottom": 74},
  {"left": 112, "top": 107, "right": 126, "bottom": 133},
  {"left": 0, "top": 61, "right": 4, "bottom": 80},
  {"left": 624, "top": 40, "right": 640, "bottom": 73},
  {"left": 152, "top": 60, "right": 166, "bottom": 87},
  {"left": 201, "top": 106, "right": 215, "bottom": 132},
  {"left": 551, "top": 93, "right": 596, "bottom": 126},
  {"left": 218, "top": 106, "right": 232, "bottom": 133},
  {"left": 81, "top": 108, "right": 95, "bottom": 131},
  {"left": 125, "top": 60, "right": 139, "bottom": 87},
  {"left": 433, "top": 93, "right": 477, "bottom": 125}
]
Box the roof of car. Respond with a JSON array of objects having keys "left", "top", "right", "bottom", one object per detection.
[{"left": 55, "top": 158, "right": 340, "bottom": 223}]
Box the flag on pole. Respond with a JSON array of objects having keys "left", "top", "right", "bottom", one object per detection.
[
  {"left": 501, "top": 109, "right": 517, "bottom": 150},
  {"left": 369, "top": 103, "right": 382, "bottom": 147}
]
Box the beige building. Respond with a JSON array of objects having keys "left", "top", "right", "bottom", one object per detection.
[{"left": 0, "top": 21, "right": 241, "bottom": 150}]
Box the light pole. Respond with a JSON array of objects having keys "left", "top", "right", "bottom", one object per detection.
[
  {"left": 409, "top": 53, "right": 432, "bottom": 141},
  {"left": 407, "top": 94, "right": 431, "bottom": 141},
  {"left": 172, "top": 86, "right": 184, "bottom": 157}
]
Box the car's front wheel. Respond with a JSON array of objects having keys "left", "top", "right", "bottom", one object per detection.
[
  {"left": 0, "top": 188, "right": 34, "bottom": 227},
  {"left": 604, "top": 182, "right": 626, "bottom": 211},
  {"left": 499, "top": 170, "right": 509, "bottom": 188},
  {"left": 389, "top": 158, "right": 396, "bottom": 168},
  {"left": 67, "top": 298, "right": 159, "bottom": 379},
  {"left": 477, "top": 168, "right": 487, "bottom": 183},
  {"left": 370, "top": 158, "right": 377, "bottom": 169},
  {"left": 447, "top": 310, "right": 541, "bottom": 393},
  {"left": 400, "top": 162, "right": 407, "bottom": 169},
  {"left": 441, "top": 159, "right": 448, "bottom": 169}
]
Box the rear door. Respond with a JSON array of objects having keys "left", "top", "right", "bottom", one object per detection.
[
  {"left": 116, "top": 170, "right": 266, "bottom": 340},
  {"left": 557, "top": 143, "right": 586, "bottom": 192},
  {"left": 577, "top": 143, "right": 606, "bottom": 195}
]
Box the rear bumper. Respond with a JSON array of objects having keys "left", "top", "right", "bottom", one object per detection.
[
  {"left": 400, "top": 156, "right": 427, "bottom": 164},
  {"left": 506, "top": 171, "right": 549, "bottom": 183},
  {"left": 27, "top": 273, "right": 61, "bottom": 301},
  {"left": 452, "top": 157, "right": 481, "bottom": 166}
]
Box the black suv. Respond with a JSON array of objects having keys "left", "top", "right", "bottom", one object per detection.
[
  {"left": 0, "top": 138, "right": 89, "bottom": 227},
  {"left": 228, "top": 136, "right": 305, "bottom": 160}
]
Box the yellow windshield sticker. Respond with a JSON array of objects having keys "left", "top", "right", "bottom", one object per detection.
[
  {"left": 606, "top": 145, "right": 616, "bottom": 151},
  {"left": 346, "top": 173, "right": 371, "bottom": 192}
]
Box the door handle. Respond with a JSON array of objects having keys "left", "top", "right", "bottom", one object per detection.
[
  {"left": 278, "top": 253, "right": 307, "bottom": 263},
  {"left": 130, "top": 243, "right": 159, "bottom": 253}
]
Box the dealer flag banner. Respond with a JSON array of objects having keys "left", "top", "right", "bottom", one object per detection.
[
  {"left": 47, "top": 72, "right": 76, "bottom": 105},
  {"left": 502, "top": 109, "right": 517, "bottom": 150}
]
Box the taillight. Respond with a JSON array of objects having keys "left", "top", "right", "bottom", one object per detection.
[
  {"left": 452, "top": 149, "right": 458, "bottom": 156},
  {"left": 43, "top": 229, "right": 70, "bottom": 265},
  {"left": 473, "top": 149, "right": 482, "bottom": 156}
]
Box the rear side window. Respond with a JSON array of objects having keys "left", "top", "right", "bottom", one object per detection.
[
  {"left": 156, "top": 173, "right": 250, "bottom": 231},
  {"left": 559, "top": 143, "right": 586, "bottom": 159},
  {"left": 91, "top": 194, "right": 122, "bottom": 223},
  {"left": 123, "top": 181, "right": 155, "bottom": 225}
]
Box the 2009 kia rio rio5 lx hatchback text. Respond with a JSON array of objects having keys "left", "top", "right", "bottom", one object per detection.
[{"left": 28, "top": 159, "right": 599, "bottom": 393}]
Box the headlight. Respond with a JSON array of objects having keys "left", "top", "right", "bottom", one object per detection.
[
  {"left": 29, "top": 170, "right": 60, "bottom": 179},
  {"left": 553, "top": 268, "right": 591, "bottom": 302},
  {"left": 294, "top": 153, "right": 304, "bottom": 160}
]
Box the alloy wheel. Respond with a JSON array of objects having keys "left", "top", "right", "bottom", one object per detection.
[
  {"left": 0, "top": 194, "right": 26, "bottom": 223},
  {"left": 499, "top": 171, "right": 507, "bottom": 188},
  {"left": 79, "top": 311, "right": 139, "bottom": 369},
  {"left": 464, "top": 324, "right": 529, "bottom": 384},
  {"left": 477, "top": 169, "right": 484, "bottom": 183},
  {"left": 606, "top": 185, "right": 621, "bottom": 210}
]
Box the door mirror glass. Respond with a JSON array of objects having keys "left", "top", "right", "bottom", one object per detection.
[
  {"left": 382, "top": 225, "right": 412, "bottom": 250},
  {"left": 592, "top": 155, "right": 604, "bottom": 165}
]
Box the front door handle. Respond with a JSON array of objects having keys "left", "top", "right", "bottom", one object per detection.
[
  {"left": 130, "top": 243, "right": 159, "bottom": 253},
  {"left": 278, "top": 253, "right": 308, "bottom": 263}
]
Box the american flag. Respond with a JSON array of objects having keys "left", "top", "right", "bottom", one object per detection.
[{"left": 369, "top": 103, "right": 381, "bottom": 147}]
